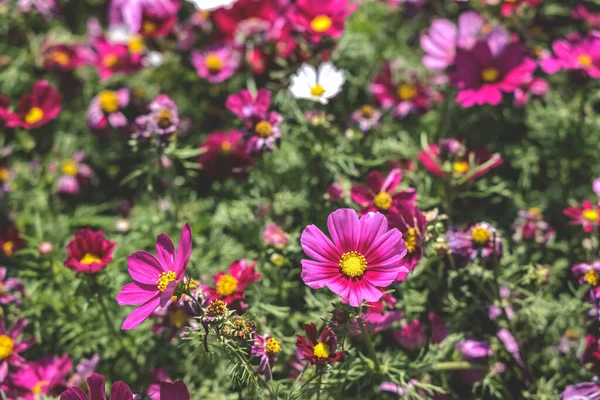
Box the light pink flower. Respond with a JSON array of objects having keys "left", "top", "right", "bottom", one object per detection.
[
  {"left": 87, "top": 89, "right": 130, "bottom": 131},
  {"left": 191, "top": 44, "right": 240, "bottom": 83},
  {"left": 263, "top": 223, "right": 288, "bottom": 248}
]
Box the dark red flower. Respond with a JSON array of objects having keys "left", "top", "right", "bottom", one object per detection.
[
  {"left": 204, "top": 259, "right": 260, "bottom": 313},
  {"left": 63, "top": 229, "right": 117, "bottom": 274},
  {"left": 6, "top": 81, "right": 62, "bottom": 129},
  {"left": 295, "top": 323, "right": 345, "bottom": 366},
  {"left": 387, "top": 203, "right": 427, "bottom": 279},
  {"left": 42, "top": 44, "right": 88, "bottom": 71},
  {"left": 0, "top": 226, "right": 25, "bottom": 257},
  {"left": 212, "top": 0, "right": 280, "bottom": 39},
  {"left": 199, "top": 131, "right": 252, "bottom": 180},
  {"left": 583, "top": 334, "right": 600, "bottom": 374}
]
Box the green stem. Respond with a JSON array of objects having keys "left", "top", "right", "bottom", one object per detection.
[
  {"left": 420, "top": 361, "right": 487, "bottom": 372},
  {"left": 358, "top": 315, "right": 380, "bottom": 372},
  {"left": 316, "top": 372, "right": 322, "bottom": 400}
]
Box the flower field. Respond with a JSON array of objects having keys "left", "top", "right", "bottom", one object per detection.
[{"left": 1, "top": 0, "right": 600, "bottom": 398}]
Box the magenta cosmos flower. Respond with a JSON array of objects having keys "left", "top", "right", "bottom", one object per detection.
[
  {"left": 64, "top": 229, "right": 117, "bottom": 274},
  {"left": 286, "top": 0, "right": 358, "bottom": 43},
  {"left": 146, "top": 94, "right": 180, "bottom": 137},
  {"left": 109, "top": 0, "right": 181, "bottom": 38},
  {"left": 564, "top": 201, "right": 600, "bottom": 232},
  {"left": 87, "top": 89, "right": 130, "bottom": 131},
  {"left": 198, "top": 131, "right": 252, "bottom": 180},
  {"left": 572, "top": 262, "right": 600, "bottom": 296},
  {"left": 4, "top": 81, "right": 62, "bottom": 129},
  {"left": 116, "top": 223, "right": 192, "bottom": 330},
  {"left": 541, "top": 32, "right": 600, "bottom": 78},
  {"left": 91, "top": 39, "right": 142, "bottom": 81},
  {"left": 191, "top": 44, "right": 240, "bottom": 83},
  {"left": 0, "top": 319, "right": 35, "bottom": 381},
  {"left": 300, "top": 208, "right": 408, "bottom": 307},
  {"left": 212, "top": 0, "right": 279, "bottom": 39},
  {"left": 451, "top": 38, "right": 537, "bottom": 107},
  {"left": 204, "top": 259, "right": 260, "bottom": 313},
  {"left": 387, "top": 203, "right": 427, "bottom": 276},
  {"left": 350, "top": 168, "right": 417, "bottom": 215},
  {"left": 251, "top": 332, "right": 282, "bottom": 381},
  {"left": 572, "top": 5, "right": 600, "bottom": 28},
  {"left": 11, "top": 354, "right": 72, "bottom": 399},
  {"left": 393, "top": 319, "right": 426, "bottom": 351},
  {"left": 0, "top": 267, "right": 25, "bottom": 305}
]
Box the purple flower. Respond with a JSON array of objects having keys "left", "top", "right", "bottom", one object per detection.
[
  {"left": 497, "top": 329, "right": 527, "bottom": 372},
  {"left": 457, "top": 339, "right": 492, "bottom": 361},
  {"left": 0, "top": 267, "right": 25, "bottom": 305},
  {"left": 56, "top": 152, "right": 95, "bottom": 195},
  {"left": 87, "top": 89, "right": 130, "bottom": 131},
  {"left": 511, "top": 208, "right": 555, "bottom": 245},
  {"left": 561, "top": 382, "right": 600, "bottom": 399},
  {"left": 250, "top": 332, "right": 281, "bottom": 381},
  {"left": 67, "top": 354, "right": 100, "bottom": 387},
  {"left": 191, "top": 44, "right": 240, "bottom": 83},
  {"left": 147, "top": 94, "right": 180, "bottom": 137},
  {"left": 0, "top": 319, "right": 36, "bottom": 382},
  {"left": 349, "top": 105, "right": 381, "bottom": 132},
  {"left": 448, "top": 222, "right": 502, "bottom": 266}
]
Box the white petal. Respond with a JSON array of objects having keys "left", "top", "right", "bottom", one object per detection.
[{"left": 186, "top": 0, "right": 238, "bottom": 11}]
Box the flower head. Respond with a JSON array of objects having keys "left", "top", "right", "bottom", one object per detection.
[
  {"left": 91, "top": 39, "right": 143, "bottom": 81},
  {"left": 350, "top": 169, "right": 417, "bottom": 215},
  {"left": 541, "top": 31, "right": 600, "bottom": 78},
  {"left": 60, "top": 373, "right": 133, "bottom": 400},
  {"left": 447, "top": 222, "right": 502, "bottom": 266},
  {"left": 198, "top": 131, "right": 252, "bottom": 180},
  {"left": 387, "top": 203, "right": 427, "bottom": 277},
  {"left": 263, "top": 223, "right": 288, "bottom": 249},
  {"left": 42, "top": 43, "right": 87, "bottom": 71},
  {"left": 251, "top": 332, "right": 282, "bottom": 381},
  {"left": 564, "top": 201, "right": 600, "bottom": 233},
  {"left": 56, "top": 152, "right": 95, "bottom": 195},
  {"left": 205, "top": 259, "right": 260, "bottom": 313},
  {"left": 349, "top": 105, "right": 382, "bottom": 132},
  {"left": 87, "top": 89, "right": 130, "bottom": 131},
  {"left": 286, "top": 0, "right": 357, "bottom": 43},
  {"left": 0, "top": 267, "right": 25, "bottom": 305},
  {"left": 109, "top": 0, "right": 181, "bottom": 38},
  {"left": 0, "top": 319, "right": 35, "bottom": 382},
  {"left": 300, "top": 208, "right": 408, "bottom": 307},
  {"left": 511, "top": 208, "right": 555, "bottom": 245},
  {"left": 191, "top": 45, "right": 240, "bottom": 83},
  {"left": 147, "top": 94, "right": 180, "bottom": 137},
  {"left": 5, "top": 81, "right": 62, "bottom": 129},
  {"left": 393, "top": 319, "right": 426, "bottom": 350},
  {"left": 116, "top": 223, "right": 192, "bottom": 330},
  {"left": 11, "top": 354, "right": 72, "bottom": 399},
  {"left": 296, "top": 323, "right": 345, "bottom": 366},
  {"left": 0, "top": 226, "right": 25, "bottom": 257},
  {"left": 64, "top": 229, "right": 117, "bottom": 274},
  {"left": 289, "top": 63, "right": 345, "bottom": 104},
  {"left": 561, "top": 381, "right": 600, "bottom": 400}
]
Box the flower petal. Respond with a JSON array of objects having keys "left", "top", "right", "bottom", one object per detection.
[
  {"left": 357, "top": 212, "right": 388, "bottom": 254},
  {"left": 156, "top": 233, "right": 175, "bottom": 272},
  {"left": 300, "top": 260, "right": 339, "bottom": 289},
  {"left": 327, "top": 208, "right": 360, "bottom": 253},
  {"left": 128, "top": 251, "right": 162, "bottom": 285},
  {"left": 175, "top": 223, "right": 192, "bottom": 277},
  {"left": 121, "top": 296, "right": 160, "bottom": 330},
  {"left": 116, "top": 282, "right": 158, "bottom": 306},
  {"left": 300, "top": 225, "right": 341, "bottom": 263}
]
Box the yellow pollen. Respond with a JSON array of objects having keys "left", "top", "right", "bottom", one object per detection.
[
  {"left": 578, "top": 54, "right": 593, "bottom": 67},
  {"left": 142, "top": 20, "right": 157, "bottom": 35},
  {"left": 61, "top": 159, "right": 78, "bottom": 176},
  {"left": 339, "top": 251, "right": 367, "bottom": 278},
  {"left": 265, "top": 337, "right": 282, "bottom": 354},
  {"left": 197, "top": 10, "right": 210, "bottom": 19},
  {"left": 25, "top": 107, "right": 44, "bottom": 124},
  {"left": 361, "top": 105, "right": 374, "bottom": 118},
  {"left": 80, "top": 253, "right": 101, "bottom": 265},
  {"left": 205, "top": 299, "right": 227, "bottom": 317},
  {"left": 103, "top": 54, "right": 119, "bottom": 68},
  {"left": 397, "top": 84, "right": 417, "bottom": 101},
  {"left": 216, "top": 274, "right": 238, "bottom": 297},
  {"left": 528, "top": 208, "right": 543, "bottom": 220},
  {"left": 157, "top": 108, "right": 173, "bottom": 129},
  {"left": 168, "top": 306, "right": 190, "bottom": 328},
  {"left": 583, "top": 209, "right": 599, "bottom": 221},
  {"left": 453, "top": 161, "right": 469, "bottom": 173},
  {"left": 32, "top": 380, "right": 49, "bottom": 395},
  {"left": 205, "top": 54, "right": 223, "bottom": 73},
  {"left": 221, "top": 141, "right": 232, "bottom": 155},
  {"left": 313, "top": 342, "right": 331, "bottom": 359},
  {"left": 0, "top": 335, "right": 13, "bottom": 360},
  {"left": 565, "top": 329, "right": 579, "bottom": 340},
  {"left": 99, "top": 90, "right": 120, "bottom": 113},
  {"left": 2, "top": 241, "right": 13, "bottom": 256},
  {"left": 481, "top": 68, "right": 499, "bottom": 83},
  {"left": 255, "top": 121, "right": 273, "bottom": 137},
  {"left": 52, "top": 51, "right": 70, "bottom": 66},
  {"left": 0, "top": 168, "right": 9, "bottom": 182},
  {"left": 310, "top": 15, "right": 333, "bottom": 32},
  {"left": 128, "top": 37, "right": 145, "bottom": 54},
  {"left": 585, "top": 269, "right": 600, "bottom": 287},
  {"left": 310, "top": 84, "right": 326, "bottom": 97},
  {"left": 157, "top": 271, "right": 177, "bottom": 292},
  {"left": 405, "top": 227, "right": 418, "bottom": 253},
  {"left": 471, "top": 226, "right": 492, "bottom": 245},
  {"left": 374, "top": 192, "right": 393, "bottom": 211}
]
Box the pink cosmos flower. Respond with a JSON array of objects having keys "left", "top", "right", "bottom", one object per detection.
[
  {"left": 349, "top": 105, "right": 382, "bottom": 132},
  {"left": 91, "top": 39, "right": 143, "bottom": 81},
  {"left": 204, "top": 259, "right": 260, "bottom": 313},
  {"left": 56, "top": 152, "right": 95, "bottom": 195},
  {"left": 541, "top": 32, "right": 600, "bottom": 78},
  {"left": 514, "top": 76, "right": 548, "bottom": 107},
  {"left": 4, "top": 81, "right": 62, "bottom": 129},
  {"left": 0, "top": 267, "right": 25, "bottom": 305},
  {"left": 564, "top": 201, "right": 600, "bottom": 232},
  {"left": 0, "top": 319, "right": 35, "bottom": 382},
  {"left": 300, "top": 208, "right": 408, "bottom": 307},
  {"left": 198, "top": 131, "right": 253, "bottom": 180},
  {"left": 350, "top": 168, "right": 417, "bottom": 215},
  {"left": 63, "top": 229, "right": 117, "bottom": 274},
  {"left": 511, "top": 208, "right": 555, "bottom": 244},
  {"left": 109, "top": 0, "right": 181, "bottom": 38},
  {"left": 191, "top": 45, "right": 240, "bottom": 83},
  {"left": 146, "top": 94, "right": 180, "bottom": 137},
  {"left": 116, "top": 223, "right": 192, "bottom": 330},
  {"left": 251, "top": 332, "right": 282, "bottom": 381},
  {"left": 572, "top": 5, "right": 600, "bottom": 28},
  {"left": 387, "top": 203, "right": 427, "bottom": 276},
  {"left": 87, "top": 89, "right": 130, "bottom": 131},
  {"left": 393, "top": 319, "right": 426, "bottom": 350},
  {"left": 263, "top": 223, "right": 288, "bottom": 248},
  {"left": 572, "top": 262, "right": 600, "bottom": 296},
  {"left": 11, "top": 354, "right": 72, "bottom": 399},
  {"left": 370, "top": 63, "right": 441, "bottom": 118},
  {"left": 448, "top": 222, "right": 503, "bottom": 266},
  {"left": 286, "top": 0, "right": 358, "bottom": 43},
  {"left": 451, "top": 38, "right": 537, "bottom": 107}
]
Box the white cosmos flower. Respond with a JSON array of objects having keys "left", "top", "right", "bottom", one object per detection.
[
  {"left": 289, "top": 62, "right": 346, "bottom": 104},
  {"left": 186, "top": 0, "right": 238, "bottom": 11}
]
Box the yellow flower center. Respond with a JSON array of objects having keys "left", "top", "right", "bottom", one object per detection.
[
  {"left": 471, "top": 226, "right": 492, "bottom": 245},
  {"left": 103, "top": 54, "right": 119, "bottom": 68},
  {"left": 168, "top": 306, "right": 190, "bottom": 328},
  {"left": 2, "top": 241, "right": 13, "bottom": 256},
  {"left": 255, "top": 121, "right": 273, "bottom": 137},
  {"left": 205, "top": 54, "right": 223, "bottom": 73},
  {"left": 578, "top": 54, "right": 593, "bottom": 67},
  {"left": 310, "top": 84, "right": 326, "bottom": 97},
  {"left": 0, "top": 168, "right": 9, "bottom": 182},
  {"left": 397, "top": 84, "right": 417, "bottom": 101},
  {"left": 265, "top": 337, "right": 282, "bottom": 354},
  {"left": 404, "top": 227, "right": 418, "bottom": 253},
  {"left": 25, "top": 107, "right": 44, "bottom": 124},
  {"left": 221, "top": 141, "right": 232, "bottom": 155},
  {"left": 61, "top": 159, "right": 78, "bottom": 176},
  {"left": 453, "top": 161, "right": 469, "bottom": 173},
  {"left": 313, "top": 342, "right": 331, "bottom": 359},
  {"left": 205, "top": 299, "right": 227, "bottom": 317},
  {"left": 80, "top": 253, "right": 101, "bottom": 265},
  {"left": 52, "top": 51, "right": 70, "bottom": 66},
  {"left": 374, "top": 192, "right": 392, "bottom": 211},
  {"left": 339, "top": 251, "right": 367, "bottom": 278},
  {"left": 584, "top": 209, "right": 599, "bottom": 221},
  {"left": 128, "top": 37, "right": 145, "bottom": 54},
  {"left": 528, "top": 207, "right": 543, "bottom": 220},
  {"left": 361, "top": 105, "right": 374, "bottom": 118},
  {"left": 99, "top": 90, "right": 119, "bottom": 113},
  {"left": 142, "top": 20, "right": 157, "bottom": 35},
  {"left": 0, "top": 335, "right": 13, "bottom": 360},
  {"left": 585, "top": 269, "right": 600, "bottom": 286},
  {"left": 310, "top": 15, "right": 332, "bottom": 32},
  {"left": 157, "top": 271, "right": 177, "bottom": 292},
  {"left": 481, "top": 68, "right": 500, "bottom": 83},
  {"left": 216, "top": 274, "right": 238, "bottom": 297},
  {"left": 32, "top": 380, "right": 49, "bottom": 395},
  {"left": 157, "top": 108, "right": 173, "bottom": 129}
]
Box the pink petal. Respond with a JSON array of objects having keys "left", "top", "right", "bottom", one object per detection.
[
  {"left": 87, "top": 373, "right": 106, "bottom": 400},
  {"left": 357, "top": 212, "right": 388, "bottom": 254},
  {"left": 110, "top": 381, "right": 134, "bottom": 400},
  {"left": 350, "top": 185, "right": 372, "bottom": 205},
  {"left": 175, "top": 223, "right": 192, "bottom": 277},
  {"left": 300, "top": 225, "right": 341, "bottom": 263},
  {"left": 156, "top": 233, "right": 175, "bottom": 272},
  {"left": 381, "top": 168, "right": 402, "bottom": 193},
  {"left": 121, "top": 296, "right": 160, "bottom": 330},
  {"left": 364, "top": 228, "right": 406, "bottom": 266},
  {"left": 364, "top": 265, "right": 408, "bottom": 287},
  {"left": 128, "top": 251, "right": 162, "bottom": 285},
  {"left": 300, "top": 260, "right": 339, "bottom": 289},
  {"left": 327, "top": 208, "right": 361, "bottom": 253},
  {"left": 160, "top": 381, "right": 190, "bottom": 400},
  {"left": 60, "top": 387, "right": 89, "bottom": 400},
  {"left": 116, "top": 282, "right": 158, "bottom": 306},
  {"left": 160, "top": 281, "right": 176, "bottom": 307},
  {"left": 347, "top": 280, "right": 382, "bottom": 307}
]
